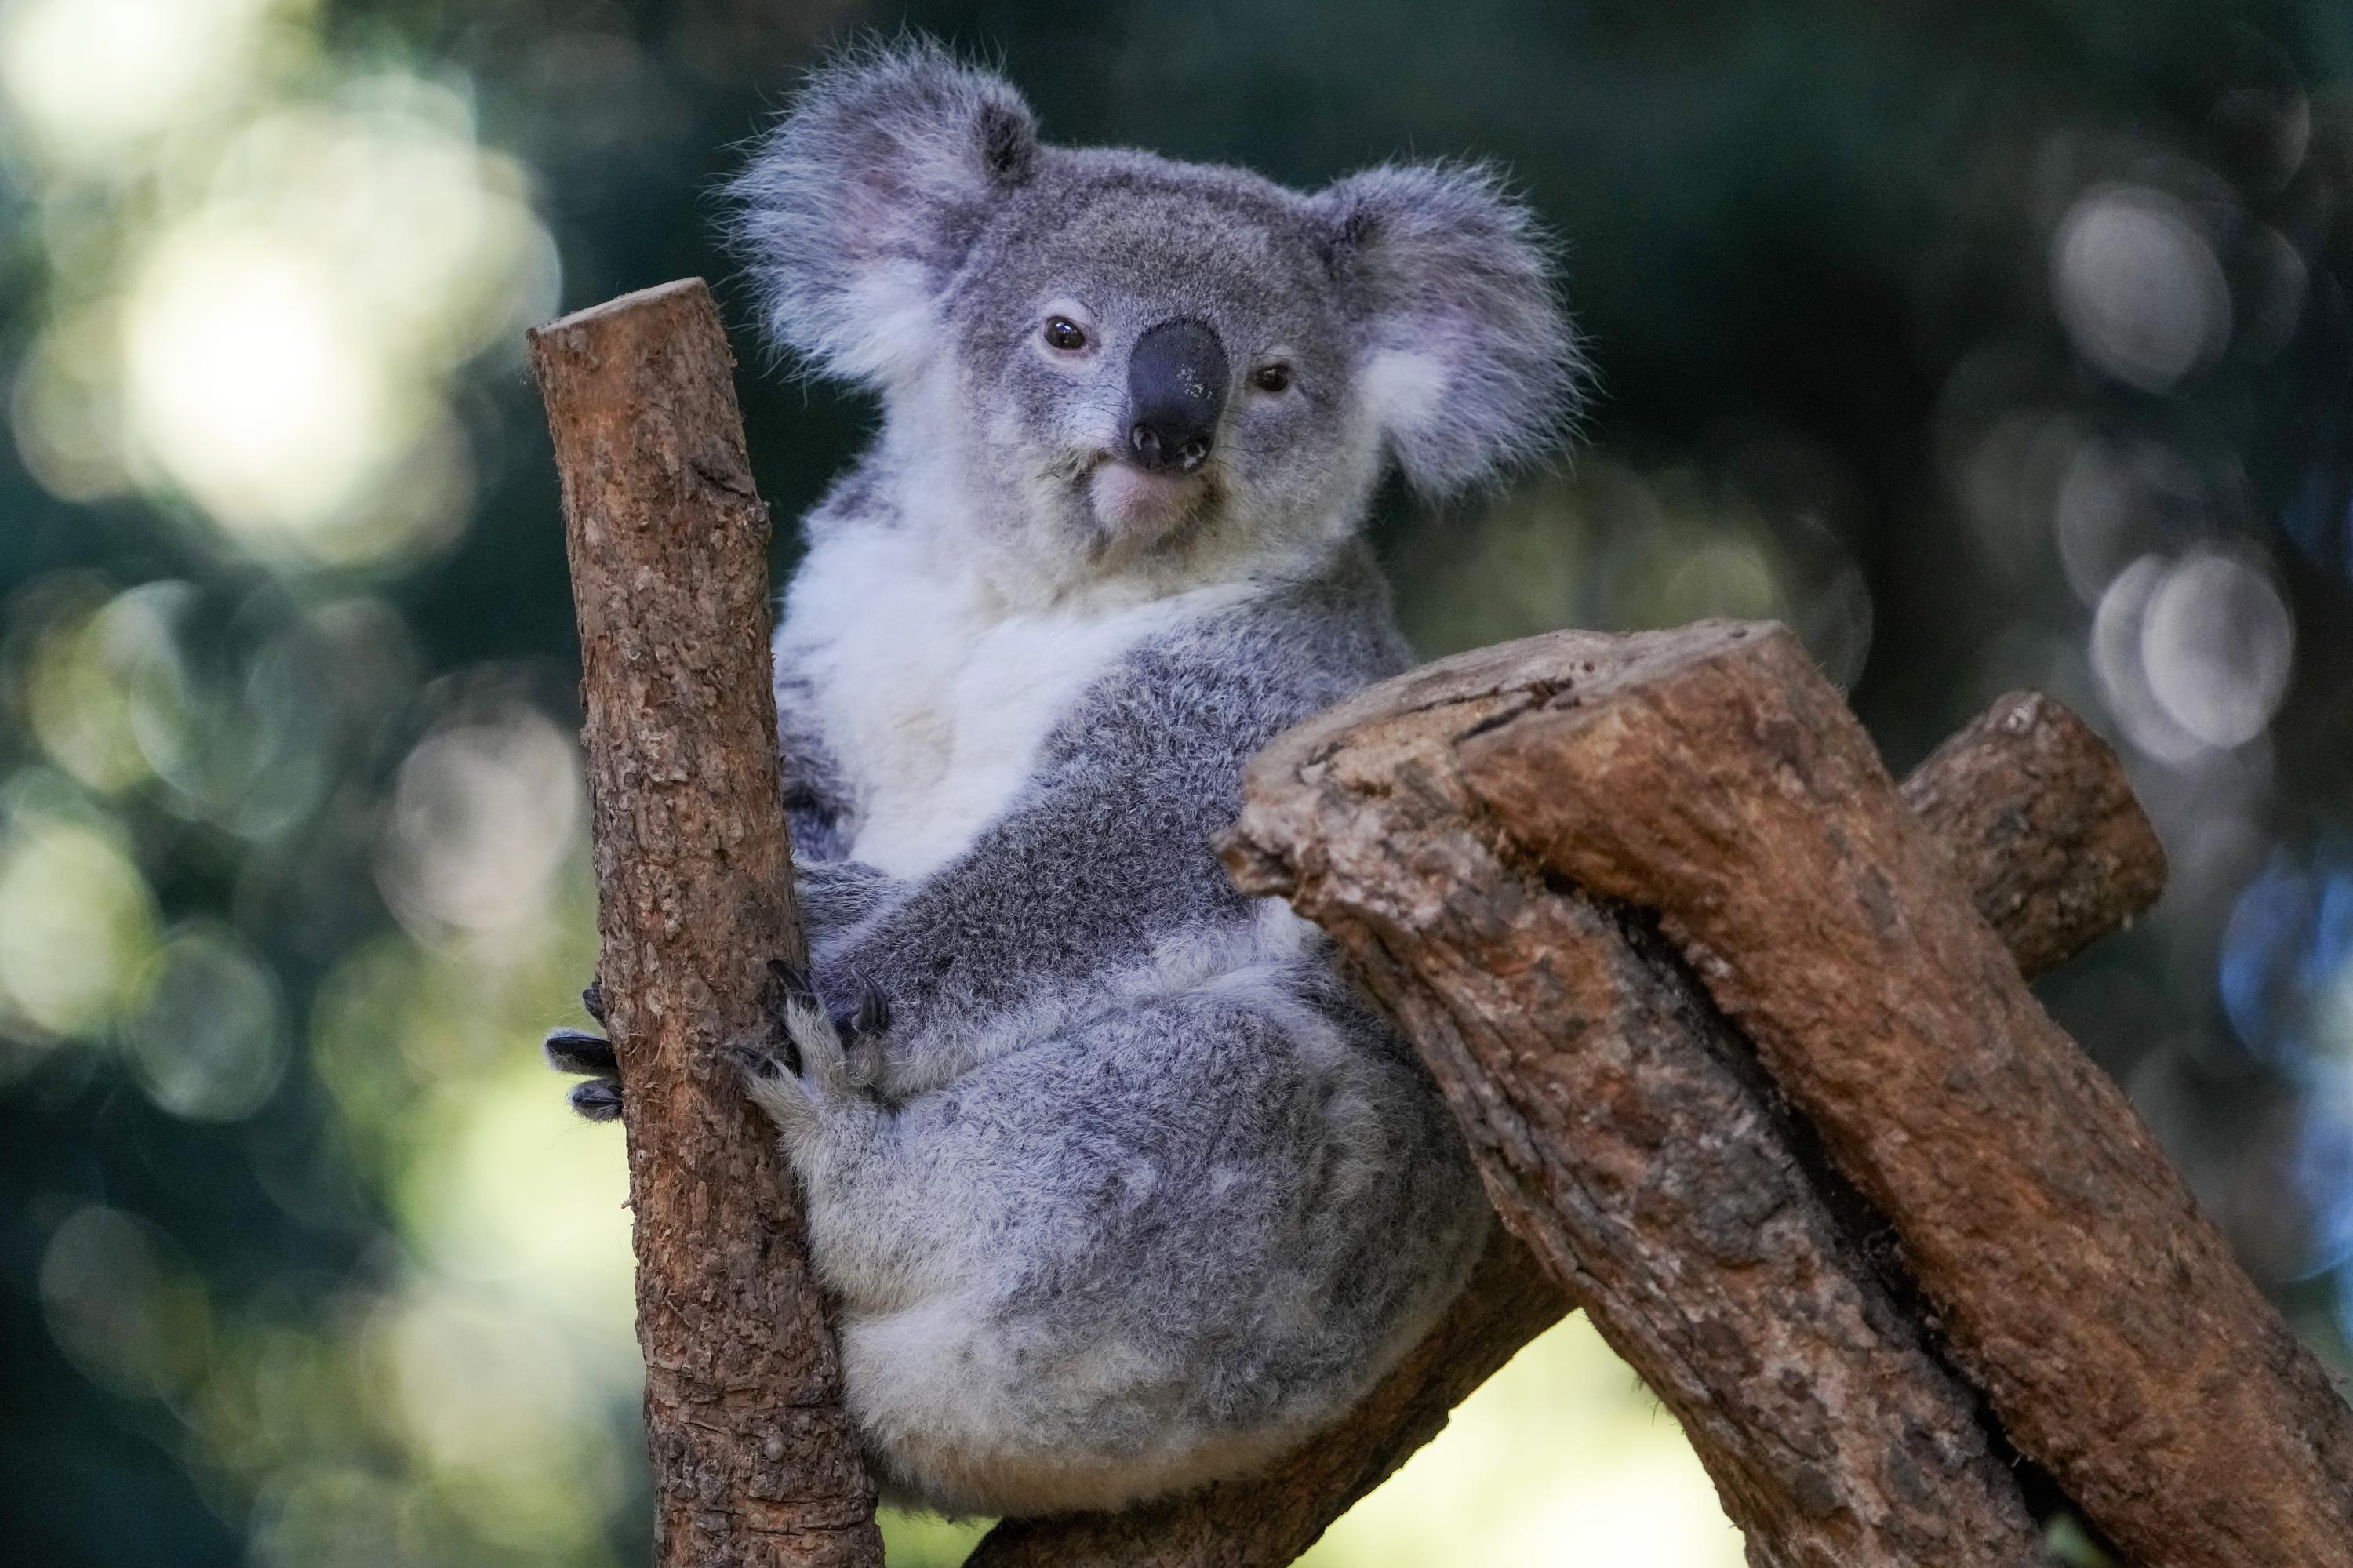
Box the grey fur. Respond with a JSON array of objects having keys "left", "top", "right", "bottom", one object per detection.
[
  {"left": 748, "top": 560, "right": 1493, "bottom": 1516},
  {"left": 554, "top": 38, "right": 1584, "bottom": 1518}
]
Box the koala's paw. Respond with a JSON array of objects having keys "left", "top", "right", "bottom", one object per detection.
[
  {"left": 545, "top": 980, "right": 621, "bottom": 1123},
  {"left": 733, "top": 959, "right": 883, "bottom": 1151}
]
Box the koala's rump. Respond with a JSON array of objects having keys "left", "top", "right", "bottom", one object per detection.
[{"left": 831, "top": 981, "right": 1487, "bottom": 1518}]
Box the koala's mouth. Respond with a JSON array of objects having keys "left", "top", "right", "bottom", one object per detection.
[{"left": 1082, "top": 458, "right": 1217, "bottom": 544}]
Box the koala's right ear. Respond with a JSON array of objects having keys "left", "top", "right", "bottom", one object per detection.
[
  {"left": 726, "top": 40, "right": 1038, "bottom": 387},
  {"left": 1314, "top": 162, "right": 1584, "bottom": 494}
]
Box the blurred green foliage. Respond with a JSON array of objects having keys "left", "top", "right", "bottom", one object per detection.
[{"left": 2, "top": 2, "right": 2350, "bottom": 1564}]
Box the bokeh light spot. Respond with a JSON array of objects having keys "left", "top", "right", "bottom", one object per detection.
[
  {"left": 8, "top": 307, "right": 133, "bottom": 503},
  {"left": 38, "top": 1203, "right": 214, "bottom": 1399},
  {"left": 124, "top": 224, "right": 405, "bottom": 547},
  {"left": 2221, "top": 854, "right": 2353, "bottom": 1078},
  {"left": 2140, "top": 551, "right": 2293, "bottom": 749},
  {"left": 2052, "top": 438, "right": 2208, "bottom": 605},
  {"left": 2093, "top": 550, "right": 2292, "bottom": 763},
  {"left": 0, "top": 0, "right": 278, "bottom": 169},
  {"left": 20, "top": 580, "right": 188, "bottom": 794},
  {"left": 122, "top": 924, "right": 289, "bottom": 1121},
  {"left": 376, "top": 710, "right": 583, "bottom": 940},
  {"left": 0, "top": 782, "right": 158, "bottom": 1040},
  {"left": 2052, "top": 184, "right": 2231, "bottom": 391},
  {"left": 380, "top": 1287, "right": 623, "bottom": 1548}
]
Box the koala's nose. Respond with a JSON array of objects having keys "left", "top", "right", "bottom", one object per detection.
[{"left": 1126, "top": 317, "right": 1228, "bottom": 475}]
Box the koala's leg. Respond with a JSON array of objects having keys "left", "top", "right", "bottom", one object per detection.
[{"left": 770, "top": 982, "right": 1489, "bottom": 1519}]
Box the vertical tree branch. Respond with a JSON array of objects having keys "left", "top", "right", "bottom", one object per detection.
[{"left": 531, "top": 279, "right": 883, "bottom": 1568}]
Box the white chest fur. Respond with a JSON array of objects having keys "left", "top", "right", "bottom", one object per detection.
[{"left": 778, "top": 526, "right": 1235, "bottom": 879}]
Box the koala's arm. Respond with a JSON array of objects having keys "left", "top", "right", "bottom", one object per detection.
[
  {"left": 815, "top": 648, "right": 1267, "bottom": 1093},
  {"left": 774, "top": 650, "right": 853, "bottom": 861},
  {"left": 773, "top": 635, "right": 907, "bottom": 947},
  {"left": 541, "top": 644, "right": 893, "bottom": 1124}
]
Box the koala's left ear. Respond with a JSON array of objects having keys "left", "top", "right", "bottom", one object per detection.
[
  {"left": 727, "top": 39, "right": 1039, "bottom": 386},
  {"left": 1314, "top": 163, "right": 1584, "bottom": 493}
]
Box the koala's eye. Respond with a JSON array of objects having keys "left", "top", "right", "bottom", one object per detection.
[
  {"left": 1043, "top": 316, "right": 1088, "bottom": 352},
  {"left": 1249, "top": 362, "right": 1294, "bottom": 394}
]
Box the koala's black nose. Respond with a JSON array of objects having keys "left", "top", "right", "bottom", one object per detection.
[{"left": 1126, "top": 317, "right": 1228, "bottom": 475}]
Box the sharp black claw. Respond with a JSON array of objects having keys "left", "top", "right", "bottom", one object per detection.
[
  {"left": 726, "top": 1040, "right": 795, "bottom": 1082},
  {"left": 545, "top": 1028, "right": 617, "bottom": 1075},
  {"left": 569, "top": 1078, "right": 622, "bottom": 1122},
  {"left": 834, "top": 975, "right": 891, "bottom": 1038},
  {"left": 582, "top": 978, "right": 607, "bottom": 1025},
  {"left": 767, "top": 957, "right": 815, "bottom": 1001},
  {"left": 763, "top": 958, "right": 819, "bottom": 1039}
]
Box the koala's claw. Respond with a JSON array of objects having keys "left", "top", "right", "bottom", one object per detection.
[
  {"left": 569, "top": 1078, "right": 623, "bottom": 1122},
  {"left": 544, "top": 1027, "right": 617, "bottom": 1076},
  {"left": 761, "top": 959, "right": 816, "bottom": 1075},
  {"left": 820, "top": 973, "right": 889, "bottom": 1092},
  {"left": 836, "top": 975, "right": 892, "bottom": 1040},
  {"left": 730, "top": 1028, "right": 825, "bottom": 1148},
  {"left": 548, "top": 983, "right": 620, "bottom": 1124},
  {"left": 738, "top": 955, "right": 888, "bottom": 1142},
  {"left": 766, "top": 957, "right": 816, "bottom": 1002},
  {"left": 726, "top": 1039, "right": 793, "bottom": 1084}
]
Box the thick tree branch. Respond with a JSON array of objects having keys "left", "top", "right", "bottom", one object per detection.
[
  {"left": 1900, "top": 688, "right": 2168, "bottom": 976},
  {"left": 979, "top": 634, "right": 2164, "bottom": 1568},
  {"left": 1457, "top": 620, "right": 2353, "bottom": 1567},
  {"left": 531, "top": 279, "right": 883, "bottom": 1568}
]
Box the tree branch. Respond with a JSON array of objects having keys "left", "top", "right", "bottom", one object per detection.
[
  {"left": 1460, "top": 620, "right": 2353, "bottom": 1566},
  {"left": 531, "top": 279, "right": 883, "bottom": 1568},
  {"left": 979, "top": 632, "right": 2164, "bottom": 1567},
  {"left": 1899, "top": 688, "right": 2168, "bottom": 976}
]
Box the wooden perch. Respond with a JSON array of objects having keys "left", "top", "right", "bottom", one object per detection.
[
  {"left": 977, "top": 642, "right": 2164, "bottom": 1568},
  {"left": 1453, "top": 621, "right": 2353, "bottom": 1566},
  {"left": 531, "top": 280, "right": 882, "bottom": 1568}
]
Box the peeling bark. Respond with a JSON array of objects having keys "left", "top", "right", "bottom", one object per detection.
[{"left": 531, "top": 279, "right": 882, "bottom": 1568}]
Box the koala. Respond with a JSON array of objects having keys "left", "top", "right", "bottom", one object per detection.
[{"left": 544, "top": 39, "right": 1584, "bottom": 1519}]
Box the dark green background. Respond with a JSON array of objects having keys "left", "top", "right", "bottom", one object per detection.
[{"left": 5, "top": 3, "right": 2351, "bottom": 1563}]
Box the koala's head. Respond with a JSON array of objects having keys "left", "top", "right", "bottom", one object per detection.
[{"left": 729, "top": 41, "right": 1584, "bottom": 591}]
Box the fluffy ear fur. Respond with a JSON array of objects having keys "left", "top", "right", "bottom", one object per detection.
[
  {"left": 727, "top": 40, "right": 1038, "bottom": 386},
  {"left": 1315, "top": 163, "right": 1584, "bottom": 493}
]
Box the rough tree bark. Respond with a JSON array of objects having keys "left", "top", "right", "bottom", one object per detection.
[
  {"left": 1899, "top": 689, "right": 2170, "bottom": 977},
  {"left": 531, "top": 279, "right": 883, "bottom": 1568},
  {"left": 1450, "top": 621, "right": 2353, "bottom": 1568},
  {"left": 977, "top": 640, "right": 2165, "bottom": 1568}
]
